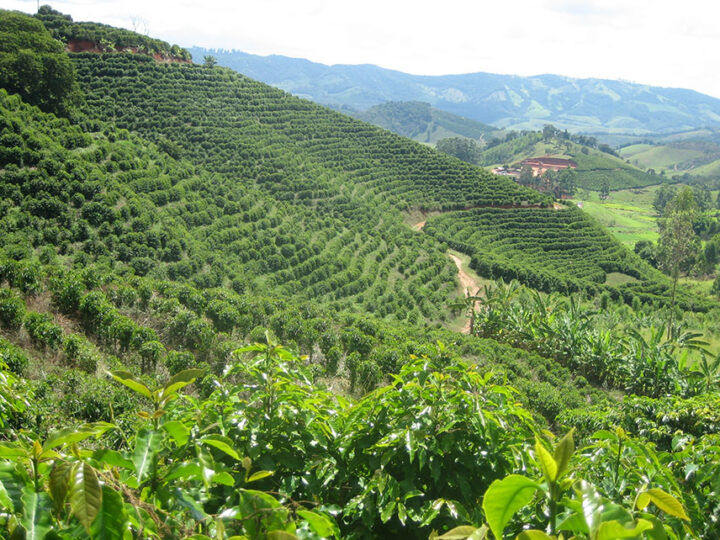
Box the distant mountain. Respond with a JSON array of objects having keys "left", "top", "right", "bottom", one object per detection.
[
  {"left": 189, "top": 47, "right": 720, "bottom": 135},
  {"left": 350, "top": 101, "right": 498, "bottom": 144}
]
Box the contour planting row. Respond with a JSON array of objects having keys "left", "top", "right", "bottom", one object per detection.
[
  {"left": 71, "top": 54, "right": 550, "bottom": 211},
  {"left": 424, "top": 206, "right": 665, "bottom": 295},
  {"left": 0, "top": 90, "right": 459, "bottom": 322}
]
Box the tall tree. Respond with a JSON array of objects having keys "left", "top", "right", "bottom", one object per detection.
[
  {"left": 652, "top": 183, "right": 677, "bottom": 215},
  {"left": 0, "top": 10, "right": 80, "bottom": 115},
  {"left": 599, "top": 179, "right": 610, "bottom": 200},
  {"left": 656, "top": 186, "right": 700, "bottom": 336}
]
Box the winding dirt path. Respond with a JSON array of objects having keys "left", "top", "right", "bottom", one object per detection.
[
  {"left": 448, "top": 254, "right": 482, "bottom": 335},
  {"left": 411, "top": 216, "right": 483, "bottom": 334}
]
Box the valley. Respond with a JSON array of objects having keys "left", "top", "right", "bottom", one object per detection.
[{"left": 0, "top": 7, "right": 719, "bottom": 539}]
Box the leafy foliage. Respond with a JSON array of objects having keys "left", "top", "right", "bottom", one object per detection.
[
  {"left": 0, "top": 10, "right": 80, "bottom": 116},
  {"left": 1, "top": 12, "right": 719, "bottom": 538}
]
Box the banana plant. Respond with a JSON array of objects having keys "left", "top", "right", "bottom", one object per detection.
[{"left": 687, "top": 352, "right": 720, "bottom": 393}]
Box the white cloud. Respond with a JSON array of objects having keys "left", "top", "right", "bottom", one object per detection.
[{"left": 5, "top": 0, "right": 720, "bottom": 98}]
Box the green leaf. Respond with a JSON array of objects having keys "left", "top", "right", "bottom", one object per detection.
[
  {"left": 0, "top": 463, "right": 24, "bottom": 513},
  {"left": 403, "top": 489, "right": 423, "bottom": 501},
  {"left": 92, "top": 449, "right": 134, "bottom": 470},
  {"left": 165, "top": 462, "right": 203, "bottom": 482},
  {"left": 535, "top": 438, "right": 558, "bottom": 483},
  {"left": 69, "top": 462, "right": 103, "bottom": 533},
  {"left": 174, "top": 488, "right": 208, "bottom": 522},
  {"left": 644, "top": 488, "right": 690, "bottom": 521},
  {"left": 0, "top": 481, "right": 12, "bottom": 511},
  {"left": 43, "top": 422, "right": 115, "bottom": 450},
  {"left": 556, "top": 512, "right": 588, "bottom": 535},
  {"left": 578, "top": 479, "right": 603, "bottom": 535},
  {"left": 90, "top": 486, "right": 126, "bottom": 540},
  {"left": 517, "top": 531, "right": 554, "bottom": 540},
  {"left": 381, "top": 501, "right": 396, "bottom": 523},
  {"left": 49, "top": 460, "right": 72, "bottom": 515},
  {"left": 397, "top": 503, "right": 407, "bottom": 525},
  {"left": 0, "top": 442, "right": 25, "bottom": 458},
  {"left": 246, "top": 470, "right": 273, "bottom": 483},
  {"left": 636, "top": 514, "right": 670, "bottom": 540},
  {"left": 596, "top": 519, "right": 653, "bottom": 540},
  {"left": 266, "top": 532, "right": 299, "bottom": 540},
  {"left": 469, "top": 525, "right": 489, "bottom": 540},
  {"left": 482, "top": 475, "right": 540, "bottom": 540},
  {"left": 162, "top": 420, "right": 190, "bottom": 447},
  {"left": 436, "top": 525, "right": 482, "bottom": 539},
  {"left": 241, "top": 489, "right": 282, "bottom": 509},
  {"left": 553, "top": 430, "right": 574, "bottom": 479},
  {"left": 110, "top": 371, "right": 153, "bottom": 400},
  {"left": 20, "top": 487, "right": 52, "bottom": 540},
  {"left": 297, "top": 509, "right": 340, "bottom": 538},
  {"left": 636, "top": 492, "right": 651, "bottom": 511},
  {"left": 201, "top": 435, "right": 241, "bottom": 461},
  {"left": 133, "top": 429, "right": 161, "bottom": 483},
  {"left": 212, "top": 472, "right": 235, "bottom": 486},
  {"left": 159, "top": 368, "right": 204, "bottom": 403}
]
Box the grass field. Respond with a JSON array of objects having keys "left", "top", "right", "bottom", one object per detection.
[
  {"left": 571, "top": 186, "right": 661, "bottom": 247},
  {"left": 620, "top": 144, "right": 705, "bottom": 173},
  {"left": 690, "top": 159, "right": 720, "bottom": 177}
]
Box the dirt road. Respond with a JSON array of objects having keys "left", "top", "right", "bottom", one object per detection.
[{"left": 448, "top": 253, "right": 482, "bottom": 334}]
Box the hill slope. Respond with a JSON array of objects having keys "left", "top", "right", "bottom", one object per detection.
[
  {"left": 480, "top": 131, "right": 663, "bottom": 190},
  {"left": 620, "top": 140, "right": 720, "bottom": 180},
  {"left": 351, "top": 101, "right": 498, "bottom": 143},
  {"left": 189, "top": 47, "right": 720, "bottom": 135},
  {"left": 68, "top": 52, "right": 699, "bottom": 310}
]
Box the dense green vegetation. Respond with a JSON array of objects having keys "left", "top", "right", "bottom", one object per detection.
[
  {"left": 435, "top": 137, "right": 484, "bottom": 165},
  {"left": 352, "top": 101, "right": 497, "bottom": 144},
  {"left": 0, "top": 9, "right": 719, "bottom": 538},
  {"left": 0, "top": 10, "right": 80, "bottom": 116},
  {"left": 423, "top": 206, "right": 708, "bottom": 309},
  {"left": 0, "top": 87, "right": 465, "bottom": 323},
  {"left": 71, "top": 54, "right": 545, "bottom": 211}
]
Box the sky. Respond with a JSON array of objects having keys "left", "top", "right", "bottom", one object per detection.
[{"left": 7, "top": 0, "right": 720, "bottom": 99}]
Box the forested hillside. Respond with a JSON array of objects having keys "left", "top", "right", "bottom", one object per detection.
[
  {"left": 1, "top": 9, "right": 719, "bottom": 539},
  {"left": 351, "top": 101, "right": 497, "bottom": 144}
]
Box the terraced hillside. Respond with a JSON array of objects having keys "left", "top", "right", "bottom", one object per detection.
[
  {"left": 0, "top": 89, "right": 464, "bottom": 322},
  {"left": 72, "top": 54, "right": 543, "bottom": 211},
  {"left": 64, "top": 52, "right": 696, "bottom": 309},
  {"left": 423, "top": 206, "right": 706, "bottom": 309}
]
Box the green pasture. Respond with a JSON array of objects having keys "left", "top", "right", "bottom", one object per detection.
[
  {"left": 571, "top": 186, "right": 661, "bottom": 247},
  {"left": 620, "top": 144, "right": 704, "bottom": 173}
]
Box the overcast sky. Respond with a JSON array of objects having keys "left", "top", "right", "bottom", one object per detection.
[{"left": 7, "top": 0, "right": 720, "bottom": 99}]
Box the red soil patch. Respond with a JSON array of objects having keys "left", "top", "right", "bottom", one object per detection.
[{"left": 65, "top": 39, "right": 191, "bottom": 63}]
